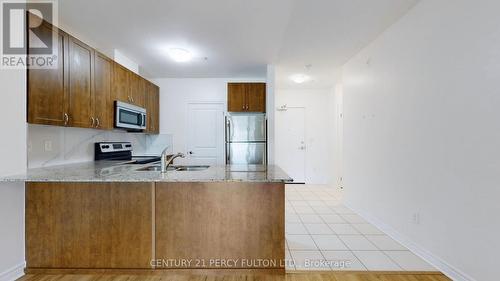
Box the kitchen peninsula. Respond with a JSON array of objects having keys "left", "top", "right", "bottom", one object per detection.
[{"left": 4, "top": 163, "right": 291, "bottom": 274}]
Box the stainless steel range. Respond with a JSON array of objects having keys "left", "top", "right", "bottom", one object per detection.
[{"left": 94, "top": 142, "right": 160, "bottom": 164}]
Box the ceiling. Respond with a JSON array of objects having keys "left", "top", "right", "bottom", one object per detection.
[{"left": 59, "top": 0, "right": 418, "bottom": 87}]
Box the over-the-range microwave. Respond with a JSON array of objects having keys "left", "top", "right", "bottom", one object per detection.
[{"left": 115, "top": 101, "right": 147, "bottom": 130}]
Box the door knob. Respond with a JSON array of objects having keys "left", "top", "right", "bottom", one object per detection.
[{"left": 188, "top": 151, "right": 194, "bottom": 155}]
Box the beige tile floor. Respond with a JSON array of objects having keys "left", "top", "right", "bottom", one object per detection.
[{"left": 285, "top": 184, "right": 436, "bottom": 271}]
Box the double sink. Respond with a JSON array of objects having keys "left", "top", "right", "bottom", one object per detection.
[{"left": 137, "top": 165, "right": 210, "bottom": 172}]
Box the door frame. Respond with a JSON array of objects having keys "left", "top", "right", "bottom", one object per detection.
[
  {"left": 276, "top": 105, "right": 307, "bottom": 184},
  {"left": 185, "top": 101, "right": 225, "bottom": 165}
]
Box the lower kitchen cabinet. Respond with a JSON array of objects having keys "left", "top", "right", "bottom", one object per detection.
[
  {"left": 26, "top": 182, "right": 154, "bottom": 269},
  {"left": 155, "top": 182, "right": 285, "bottom": 269},
  {"left": 25, "top": 181, "right": 284, "bottom": 272}
]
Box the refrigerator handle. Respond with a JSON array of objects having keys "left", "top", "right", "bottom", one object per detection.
[
  {"left": 226, "top": 116, "right": 231, "bottom": 142},
  {"left": 265, "top": 118, "right": 268, "bottom": 165},
  {"left": 226, "top": 117, "right": 231, "bottom": 163}
]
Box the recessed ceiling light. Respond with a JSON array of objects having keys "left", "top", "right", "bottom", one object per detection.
[
  {"left": 290, "top": 74, "right": 310, "bottom": 84},
  {"left": 167, "top": 48, "right": 193, "bottom": 63}
]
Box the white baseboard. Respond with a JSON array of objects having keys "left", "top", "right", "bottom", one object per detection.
[
  {"left": 344, "top": 201, "right": 475, "bottom": 281},
  {"left": 0, "top": 262, "right": 25, "bottom": 281}
]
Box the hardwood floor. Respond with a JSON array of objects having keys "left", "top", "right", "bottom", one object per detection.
[{"left": 18, "top": 271, "right": 450, "bottom": 281}]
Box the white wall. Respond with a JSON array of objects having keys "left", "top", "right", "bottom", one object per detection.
[
  {"left": 28, "top": 125, "right": 172, "bottom": 168},
  {"left": 342, "top": 1, "right": 500, "bottom": 280},
  {"left": 0, "top": 67, "right": 26, "bottom": 280},
  {"left": 275, "top": 88, "right": 332, "bottom": 184},
  {"left": 328, "top": 83, "right": 343, "bottom": 188},
  {"left": 154, "top": 78, "right": 265, "bottom": 165},
  {"left": 114, "top": 50, "right": 139, "bottom": 74},
  {"left": 266, "top": 65, "right": 276, "bottom": 165}
]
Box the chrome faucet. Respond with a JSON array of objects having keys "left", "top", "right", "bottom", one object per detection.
[{"left": 160, "top": 147, "right": 185, "bottom": 173}]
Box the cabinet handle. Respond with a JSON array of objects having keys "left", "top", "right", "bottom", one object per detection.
[
  {"left": 90, "top": 117, "right": 95, "bottom": 127},
  {"left": 242, "top": 105, "right": 245, "bottom": 110},
  {"left": 64, "top": 113, "right": 69, "bottom": 126},
  {"left": 96, "top": 118, "right": 100, "bottom": 128},
  {"left": 131, "top": 96, "right": 134, "bottom": 103}
]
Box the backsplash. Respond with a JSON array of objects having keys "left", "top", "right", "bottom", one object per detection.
[{"left": 28, "top": 124, "right": 173, "bottom": 168}]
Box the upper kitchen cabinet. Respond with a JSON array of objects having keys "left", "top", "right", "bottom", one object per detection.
[
  {"left": 129, "top": 73, "right": 146, "bottom": 108},
  {"left": 246, "top": 83, "right": 266, "bottom": 112},
  {"left": 93, "top": 52, "right": 113, "bottom": 130},
  {"left": 67, "top": 36, "right": 94, "bottom": 128},
  {"left": 27, "top": 19, "right": 68, "bottom": 126},
  {"left": 111, "top": 62, "right": 130, "bottom": 104},
  {"left": 27, "top": 17, "right": 159, "bottom": 132},
  {"left": 112, "top": 63, "right": 145, "bottom": 107},
  {"left": 227, "top": 83, "right": 247, "bottom": 112},
  {"left": 146, "top": 82, "right": 160, "bottom": 134},
  {"left": 227, "top": 83, "right": 266, "bottom": 112}
]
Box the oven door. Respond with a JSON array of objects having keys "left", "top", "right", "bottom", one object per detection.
[{"left": 115, "top": 102, "right": 146, "bottom": 130}]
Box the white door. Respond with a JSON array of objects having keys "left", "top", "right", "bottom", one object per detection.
[
  {"left": 276, "top": 107, "right": 306, "bottom": 183},
  {"left": 186, "top": 103, "right": 225, "bottom": 165}
]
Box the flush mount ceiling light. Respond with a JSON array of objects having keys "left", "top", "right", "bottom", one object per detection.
[
  {"left": 167, "top": 48, "right": 193, "bottom": 63},
  {"left": 290, "top": 74, "right": 310, "bottom": 84}
]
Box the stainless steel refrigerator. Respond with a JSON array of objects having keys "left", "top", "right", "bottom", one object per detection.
[{"left": 225, "top": 113, "right": 267, "bottom": 165}]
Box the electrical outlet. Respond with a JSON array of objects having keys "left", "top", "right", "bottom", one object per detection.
[
  {"left": 412, "top": 213, "right": 420, "bottom": 225},
  {"left": 44, "top": 140, "right": 52, "bottom": 152}
]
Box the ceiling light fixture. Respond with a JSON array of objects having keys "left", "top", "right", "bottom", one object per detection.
[
  {"left": 167, "top": 48, "right": 193, "bottom": 63},
  {"left": 290, "top": 74, "right": 310, "bottom": 84}
]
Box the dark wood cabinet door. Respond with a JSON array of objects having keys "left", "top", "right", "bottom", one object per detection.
[
  {"left": 246, "top": 83, "right": 266, "bottom": 112},
  {"left": 93, "top": 52, "right": 113, "bottom": 130},
  {"left": 151, "top": 84, "right": 160, "bottom": 134},
  {"left": 27, "top": 21, "right": 68, "bottom": 126},
  {"left": 67, "top": 36, "right": 94, "bottom": 128},
  {"left": 130, "top": 73, "right": 146, "bottom": 107},
  {"left": 145, "top": 82, "right": 153, "bottom": 133},
  {"left": 26, "top": 182, "right": 154, "bottom": 269},
  {"left": 155, "top": 182, "right": 285, "bottom": 269},
  {"left": 112, "top": 62, "right": 130, "bottom": 104},
  {"left": 145, "top": 82, "right": 159, "bottom": 134},
  {"left": 27, "top": 15, "right": 160, "bottom": 131},
  {"left": 129, "top": 73, "right": 138, "bottom": 104},
  {"left": 227, "top": 83, "right": 247, "bottom": 112}
]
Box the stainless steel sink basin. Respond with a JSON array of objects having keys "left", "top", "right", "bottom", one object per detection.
[
  {"left": 136, "top": 166, "right": 175, "bottom": 172},
  {"left": 136, "top": 165, "right": 209, "bottom": 172},
  {"left": 175, "top": 165, "right": 210, "bottom": 171}
]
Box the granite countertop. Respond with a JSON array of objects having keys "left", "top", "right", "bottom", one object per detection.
[{"left": 0, "top": 161, "right": 293, "bottom": 183}]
